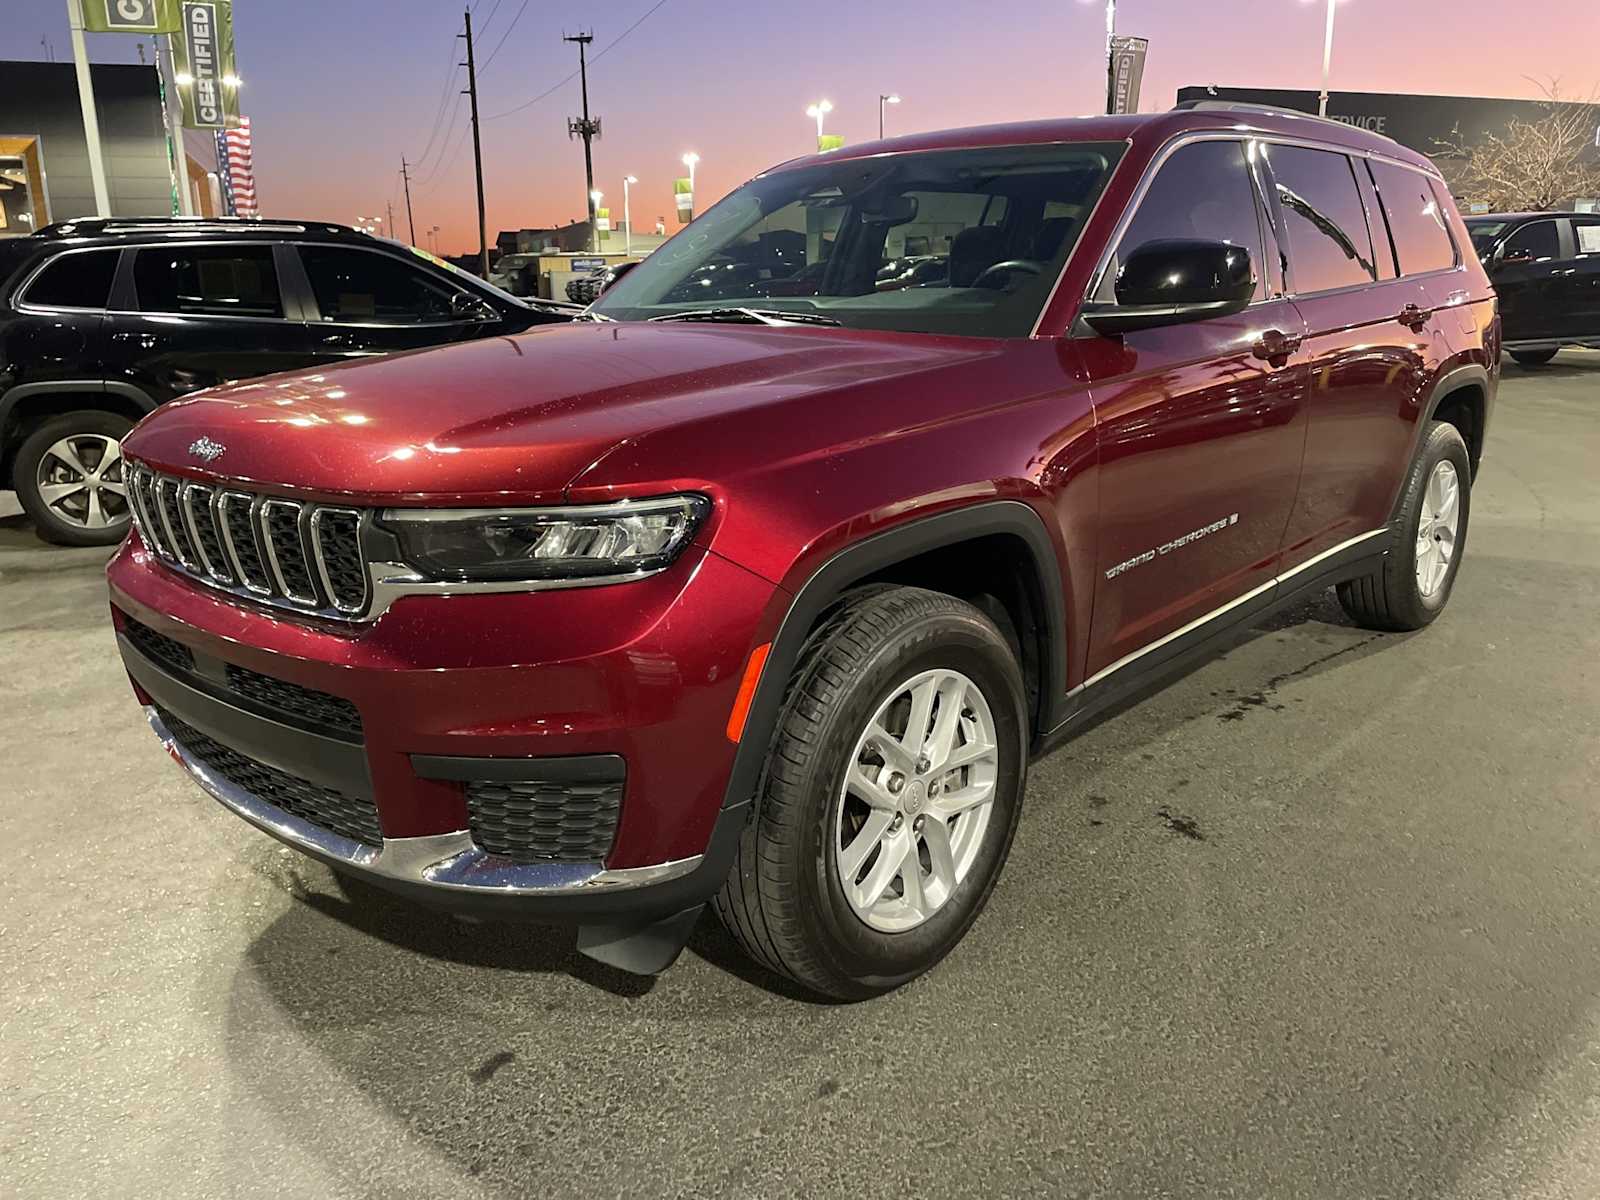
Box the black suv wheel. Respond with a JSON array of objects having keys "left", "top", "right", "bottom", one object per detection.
[
  {"left": 715, "top": 586, "right": 1028, "bottom": 1000},
  {"left": 1509, "top": 348, "right": 1559, "bottom": 368},
  {"left": 13, "top": 411, "right": 134, "bottom": 546}
]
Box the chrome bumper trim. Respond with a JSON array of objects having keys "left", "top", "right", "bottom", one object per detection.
[{"left": 145, "top": 706, "right": 700, "bottom": 895}]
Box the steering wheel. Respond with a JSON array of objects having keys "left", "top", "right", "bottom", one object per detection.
[{"left": 970, "top": 259, "right": 1044, "bottom": 289}]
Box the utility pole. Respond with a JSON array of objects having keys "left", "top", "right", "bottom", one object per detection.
[
  {"left": 387, "top": 201, "right": 396, "bottom": 239},
  {"left": 66, "top": 0, "right": 112, "bottom": 216},
  {"left": 564, "top": 32, "right": 601, "bottom": 253},
  {"left": 459, "top": 9, "right": 490, "bottom": 276},
  {"left": 400, "top": 156, "right": 417, "bottom": 245}
]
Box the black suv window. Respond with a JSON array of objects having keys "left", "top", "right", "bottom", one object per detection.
[
  {"left": 1103, "top": 139, "right": 1267, "bottom": 301},
  {"left": 134, "top": 244, "right": 283, "bottom": 318},
  {"left": 1502, "top": 220, "right": 1560, "bottom": 263},
  {"left": 1368, "top": 161, "right": 1456, "bottom": 276},
  {"left": 299, "top": 246, "right": 455, "bottom": 324},
  {"left": 1576, "top": 218, "right": 1600, "bottom": 256},
  {"left": 1265, "top": 144, "right": 1377, "bottom": 292},
  {"left": 23, "top": 249, "right": 120, "bottom": 309}
]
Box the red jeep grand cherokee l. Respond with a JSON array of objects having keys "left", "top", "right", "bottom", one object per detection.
[{"left": 108, "top": 105, "right": 1497, "bottom": 998}]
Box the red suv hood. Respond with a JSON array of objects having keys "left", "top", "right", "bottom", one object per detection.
[{"left": 121, "top": 322, "right": 983, "bottom": 504}]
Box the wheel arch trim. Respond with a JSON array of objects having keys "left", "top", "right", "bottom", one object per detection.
[{"left": 717, "top": 500, "right": 1068, "bottom": 814}]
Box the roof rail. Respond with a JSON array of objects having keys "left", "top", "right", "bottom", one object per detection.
[
  {"left": 35, "top": 216, "right": 347, "bottom": 239},
  {"left": 1171, "top": 99, "right": 1403, "bottom": 145}
]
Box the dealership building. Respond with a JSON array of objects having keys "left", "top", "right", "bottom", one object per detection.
[{"left": 1177, "top": 85, "right": 1600, "bottom": 211}]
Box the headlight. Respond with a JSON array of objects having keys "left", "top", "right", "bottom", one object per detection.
[{"left": 380, "top": 494, "right": 710, "bottom": 583}]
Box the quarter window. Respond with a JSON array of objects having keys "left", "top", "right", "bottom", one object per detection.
[
  {"left": 299, "top": 246, "right": 456, "bottom": 324},
  {"left": 1265, "top": 144, "right": 1378, "bottom": 293},
  {"left": 1501, "top": 220, "right": 1560, "bottom": 263},
  {"left": 1368, "top": 161, "right": 1457, "bottom": 276},
  {"left": 1571, "top": 218, "right": 1600, "bottom": 256},
  {"left": 134, "top": 245, "right": 283, "bottom": 318},
  {"left": 23, "top": 249, "right": 120, "bottom": 309},
  {"left": 1103, "top": 139, "right": 1267, "bottom": 301}
]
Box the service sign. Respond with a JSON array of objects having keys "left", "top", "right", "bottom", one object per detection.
[
  {"left": 172, "top": 0, "right": 239, "bottom": 129},
  {"left": 83, "top": 0, "right": 178, "bottom": 33}
]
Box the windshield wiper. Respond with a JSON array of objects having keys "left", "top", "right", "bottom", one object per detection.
[{"left": 648, "top": 307, "right": 840, "bottom": 327}]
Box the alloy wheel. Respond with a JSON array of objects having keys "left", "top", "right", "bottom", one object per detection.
[
  {"left": 34, "top": 434, "right": 129, "bottom": 531},
  {"left": 834, "top": 668, "right": 999, "bottom": 933},
  {"left": 1415, "top": 459, "right": 1460, "bottom": 598}
]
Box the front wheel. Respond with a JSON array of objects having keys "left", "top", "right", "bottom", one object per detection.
[
  {"left": 714, "top": 586, "right": 1028, "bottom": 1000},
  {"left": 1337, "top": 420, "right": 1471, "bottom": 631},
  {"left": 13, "top": 411, "right": 135, "bottom": 546}
]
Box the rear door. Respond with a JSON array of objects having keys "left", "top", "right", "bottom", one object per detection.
[
  {"left": 114, "top": 241, "right": 321, "bottom": 403},
  {"left": 1558, "top": 216, "right": 1600, "bottom": 342},
  {"left": 5, "top": 245, "right": 120, "bottom": 389},
  {"left": 288, "top": 243, "right": 499, "bottom": 363},
  {"left": 1489, "top": 218, "right": 1565, "bottom": 343},
  {"left": 1266, "top": 143, "right": 1432, "bottom": 567}
]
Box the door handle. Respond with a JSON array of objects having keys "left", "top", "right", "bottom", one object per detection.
[
  {"left": 1251, "top": 329, "right": 1302, "bottom": 362},
  {"left": 1398, "top": 303, "right": 1432, "bottom": 329}
]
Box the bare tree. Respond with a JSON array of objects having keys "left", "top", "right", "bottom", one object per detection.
[{"left": 1436, "top": 81, "right": 1600, "bottom": 211}]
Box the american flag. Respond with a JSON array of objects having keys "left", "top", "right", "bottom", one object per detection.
[{"left": 216, "top": 116, "right": 259, "bottom": 217}]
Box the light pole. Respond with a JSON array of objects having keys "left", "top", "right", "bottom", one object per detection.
[
  {"left": 430, "top": 224, "right": 440, "bottom": 253},
  {"left": 1314, "top": 0, "right": 1339, "bottom": 117},
  {"left": 878, "top": 93, "right": 900, "bottom": 139},
  {"left": 1103, "top": 0, "right": 1117, "bottom": 114},
  {"left": 806, "top": 99, "right": 833, "bottom": 148},
  {"left": 590, "top": 189, "right": 604, "bottom": 247},
  {"left": 623, "top": 175, "right": 637, "bottom": 256},
  {"left": 355, "top": 214, "right": 382, "bottom": 236}
]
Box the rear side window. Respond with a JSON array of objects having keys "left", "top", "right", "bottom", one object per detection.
[
  {"left": 1368, "top": 161, "right": 1456, "bottom": 276},
  {"left": 134, "top": 245, "right": 282, "bottom": 317},
  {"left": 298, "top": 246, "right": 455, "bottom": 324},
  {"left": 1502, "top": 220, "right": 1560, "bottom": 263},
  {"left": 1573, "top": 218, "right": 1600, "bottom": 256},
  {"left": 1104, "top": 139, "right": 1267, "bottom": 301},
  {"left": 23, "top": 249, "right": 120, "bottom": 309},
  {"left": 1265, "top": 144, "right": 1378, "bottom": 293}
]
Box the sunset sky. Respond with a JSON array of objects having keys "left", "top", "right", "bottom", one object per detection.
[{"left": 6, "top": 0, "right": 1599, "bottom": 253}]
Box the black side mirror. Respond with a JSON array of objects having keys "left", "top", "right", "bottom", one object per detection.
[
  {"left": 450, "top": 291, "right": 498, "bottom": 322},
  {"left": 1080, "top": 238, "right": 1255, "bottom": 335},
  {"left": 600, "top": 260, "right": 639, "bottom": 293}
]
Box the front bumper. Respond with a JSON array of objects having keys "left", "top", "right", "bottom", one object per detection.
[{"left": 110, "top": 530, "right": 779, "bottom": 919}]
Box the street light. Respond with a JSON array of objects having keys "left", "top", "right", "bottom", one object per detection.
[
  {"left": 622, "top": 175, "right": 637, "bottom": 256},
  {"left": 806, "top": 99, "right": 833, "bottom": 147},
  {"left": 681, "top": 151, "right": 699, "bottom": 195},
  {"left": 878, "top": 93, "right": 900, "bottom": 139},
  {"left": 1307, "top": 0, "right": 1342, "bottom": 117}
]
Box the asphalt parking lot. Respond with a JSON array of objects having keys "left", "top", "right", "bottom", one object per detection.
[{"left": 3, "top": 354, "right": 1598, "bottom": 1199}]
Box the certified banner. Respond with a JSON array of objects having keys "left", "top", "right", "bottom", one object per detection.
[
  {"left": 674, "top": 178, "right": 693, "bottom": 224},
  {"left": 171, "top": 0, "right": 239, "bottom": 129},
  {"left": 1108, "top": 36, "right": 1149, "bottom": 115},
  {"left": 82, "top": 0, "right": 179, "bottom": 33},
  {"left": 817, "top": 134, "right": 844, "bottom": 153},
  {"left": 595, "top": 207, "right": 611, "bottom": 234}
]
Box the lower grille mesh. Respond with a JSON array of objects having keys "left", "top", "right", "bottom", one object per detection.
[
  {"left": 158, "top": 706, "right": 382, "bottom": 846},
  {"left": 224, "top": 665, "right": 363, "bottom": 739},
  {"left": 122, "top": 618, "right": 195, "bottom": 675},
  {"left": 466, "top": 777, "right": 623, "bottom": 863}
]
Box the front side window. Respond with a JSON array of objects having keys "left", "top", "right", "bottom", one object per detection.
[
  {"left": 1501, "top": 220, "right": 1560, "bottom": 263},
  {"left": 1101, "top": 139, "right": 1268, "bottom": 301},
  {"left": 1369, "top": 161, "right": 1456, "bottom": 276},
  {"left": 299, "top": 246, "right": 457, "bottom": 324},
  {"left": 134, "top": 245, "right": 282, "bottom": 318},
  {"left": 595, "top": 142, "right": 1123, "bottom": 337},
  {"left": 23, "top": 249, "right": 120, "bottom": 309},
  {"left": 1265, "top": 144, "right": 1377, "bottom": 293},
  {"left": 1464, "top": 219, "right": 1510, "bottom": 260}
]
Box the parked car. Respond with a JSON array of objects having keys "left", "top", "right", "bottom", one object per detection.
[
  {"left": 0, "top": 217, "right": 575, "bottom": 545},
  {"left": 565, "top": 260, "right": 638, "bottom": 305},
  {"left": 108, "top": 106, "right": 1495, "bottom": 998},
  {"left": 1465, "top": 211, "right": 1600, "bottom": 366}
]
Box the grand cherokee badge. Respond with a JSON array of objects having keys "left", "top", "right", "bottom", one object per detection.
[{"left": 188, "top": 436, "right": 225, "bottom": 463}]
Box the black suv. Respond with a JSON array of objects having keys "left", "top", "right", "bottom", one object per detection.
[
  {"left": 0, "top": 218, "right": 574, "bottom": 544},
  {"left": 1465, "top": 211, "right": 1600, "bottom": 366}
]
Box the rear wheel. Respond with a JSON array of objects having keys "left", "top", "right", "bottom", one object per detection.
[
  {"left": 13, "top": 411, "right": 135, "bottom": 546},
  {"left": 1337, "top": 420, "right": 1471, "bottom": 631},
  {"left": 714, "top": 586, "right": 1027, "bottom": 1000},
  {"left": 1509, "top": 348, "right": 1558, "bottom": 368}
]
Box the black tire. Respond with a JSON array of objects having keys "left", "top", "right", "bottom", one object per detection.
[
  {"left": 1509, "top": 348, "right": 1559, "bottom": 368},
  {"left": 714, "top": 586, "right": 1028, "bottom": 1000},
  {"left": 1337, "top": 420, "right": 1471, "bottom": 631},
  {"left": 13, "top": 410, "right": 135, "bottom": 546}
]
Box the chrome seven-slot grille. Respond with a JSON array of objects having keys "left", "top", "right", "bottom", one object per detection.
[{"left": 127, "top": 463, "right": 370, "bottom": 619}]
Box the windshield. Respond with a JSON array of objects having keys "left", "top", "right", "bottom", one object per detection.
[
  {"left": 594, "top": 142, "right": 1123, "bottom": 337},
  {"left": 1464, "top": 220, "right": 1509, "bottom": 258},
  {"left": 376, "top": 237, "right": 535, "bottom": 307}
]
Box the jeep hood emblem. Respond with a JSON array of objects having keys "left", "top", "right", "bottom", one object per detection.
[{"left": 188, "top": 436, "right": 226, "bottom": 463}]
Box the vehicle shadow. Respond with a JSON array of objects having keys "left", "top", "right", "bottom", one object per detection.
[{"left": 1505, "top": 353, "right": 1600, "bottom": 379}]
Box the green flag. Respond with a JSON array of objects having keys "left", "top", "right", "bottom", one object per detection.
[
  {"left": 81, "top": 0, "right": 180, "bottom": 33},
  {"left": 171, "top": 0, "right": 240, "bottom": 129},
  {"left": 674, "top": 178, "right": 693, "bottom": 224}
]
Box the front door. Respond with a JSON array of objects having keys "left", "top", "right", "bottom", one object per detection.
[
  {"left": 1489, "top": 218, "right": 1565, "bottom": 344},
  {"left": 1077, "top": 137, "right": 1309, "bottom": 681}
]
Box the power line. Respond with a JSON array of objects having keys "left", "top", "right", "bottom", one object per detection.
[
  {"left": 475, "top": 0, "right": 504, "bottom": 37},
  {"left": 411, "top": 30, "right": 466, "bottom": 171},
  {"left": 479, "top": 0, "right": 531, "bottom": 73},
  {"left": 484, "top": 0, "right": 671, "bottom": 121}
]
